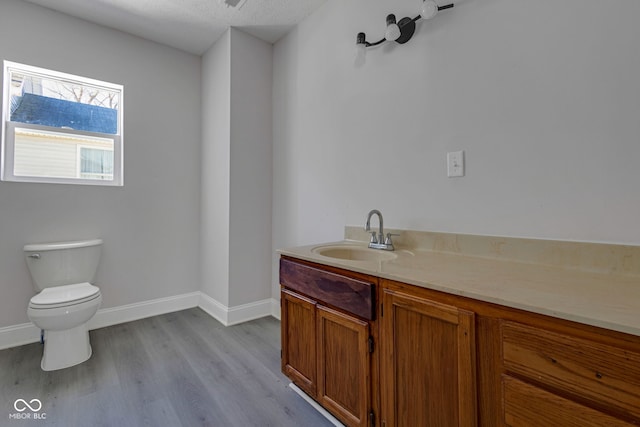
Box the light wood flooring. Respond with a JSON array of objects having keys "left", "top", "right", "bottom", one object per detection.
[{"left": 0, "top": 308, "right": 332, "bottom": 427}]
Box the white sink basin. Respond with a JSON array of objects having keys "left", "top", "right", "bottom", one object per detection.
[{"left": 312, "top": 245, "right": 398, "bottom": 262}]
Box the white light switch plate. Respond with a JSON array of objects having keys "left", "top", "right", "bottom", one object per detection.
[{"left": 447, "top": 151, "right": 465, "bottom": 177}]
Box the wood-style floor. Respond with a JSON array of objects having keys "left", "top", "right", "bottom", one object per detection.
[{"left": 0, "top": 308, "right": 332, "bottom": 427}]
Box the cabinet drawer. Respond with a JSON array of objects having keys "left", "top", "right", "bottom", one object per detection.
[
  {"left": 280, "top": 258, "right": 374, "bottom": 320},
  {"left": 503, "top": 375, "right": 633, "bottom": 427},
  {"left": 502, "top": 321, "right": 640, "bottom": 421}
]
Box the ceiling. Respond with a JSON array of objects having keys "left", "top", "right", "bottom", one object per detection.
[{"left": 22, "top": 0, "right": 327, "bottom": 55}]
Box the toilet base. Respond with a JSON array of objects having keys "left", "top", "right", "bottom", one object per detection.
[{"left": 41, "top": 324, "right": 93, "bottom": 371}]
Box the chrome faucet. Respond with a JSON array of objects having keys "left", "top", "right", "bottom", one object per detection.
[{"left": 365, "top": 209, "right": 396, "bottom": 251}]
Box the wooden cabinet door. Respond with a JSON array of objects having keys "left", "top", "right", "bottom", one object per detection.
[
  {"left": 381, "top": 289, "right": 477, "bottom": 427},
  {"left": 317, "top": 305, "right": 371, "bottom": 427},
  {"left": 281, "top": 289, "right": 317, "bottom": 397}
]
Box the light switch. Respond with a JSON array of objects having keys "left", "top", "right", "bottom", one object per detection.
[{"left": 447, "top": 151, "right": 465, "bottom": 177}]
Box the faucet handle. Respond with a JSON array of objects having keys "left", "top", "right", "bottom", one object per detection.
[
  {"left": 384, "top": 233, "right": 400, "bottom": 245},
  {"left": 369, "top": 232, "right": 378, "bottom": 244}
]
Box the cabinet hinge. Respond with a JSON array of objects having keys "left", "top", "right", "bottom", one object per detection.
[
  {"left": 368, "top": 336, "right": 374, "bottom": 353},
  {"left": 369, "top": 410, "right": 375, "bottom": 427}
]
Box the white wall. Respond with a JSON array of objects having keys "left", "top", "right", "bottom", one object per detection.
[
  {"left": 201, "top": 30, "right": 231, "bottom": 306},
  {"left": 3, "top": 0, "right": 637, "bottom": 328},
  {"left": 201, "top": 28, "right": 273, "bottom": 309},
  {"left": 228, "top": 29, "right": 273, "bottom": 307},
  {"left": 0, "top": 0, "right": 202, "bottom": 327},
  {"left": 272, "top": 0, "right": 640, "bottom": 297}
]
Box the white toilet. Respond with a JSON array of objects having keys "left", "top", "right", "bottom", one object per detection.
[{"left": 24, "top": 239, "right": 103, "bottom": 371}]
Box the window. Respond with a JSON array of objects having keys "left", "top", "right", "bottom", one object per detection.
[
  {"left": 78, "top": 146, "right": 114, "bottom": 180},
  {"left": 2, "top": 61, "right": 123, "bottom": 185}
]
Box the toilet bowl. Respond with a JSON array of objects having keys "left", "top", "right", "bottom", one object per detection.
[
  {"left": 24, "top": 239, "right": 103, "bottom": 371},
  {"left": 28, "top": 283, "right": 102, "bottom": 371}
]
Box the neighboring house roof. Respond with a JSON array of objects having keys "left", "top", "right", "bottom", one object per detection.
[{"left": 10, "top": 93, "right": 117, "bottom": 134}]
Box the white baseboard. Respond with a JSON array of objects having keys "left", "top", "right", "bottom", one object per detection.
[
  {"left": 0, "top": 291, "right": 278, "bottom": 350},
  {"left": 88, "top": 291, "right": 200, "bottom": 330},
  {"left": 198, "top": 293, "right": 274, "bottom": 326},
  {"left": 271, "top": 297, "right": 281, "bottom": 320},
  {"left": 0, "top": 292, "right": 201, "bottom": 351},
  {"left": 197, "top": 292, "right": 229, "bottom": 324},
  {"left": 227, "top": 298, "right": 273, "bottom": 325},
  {"left": 0, "top": 323, "right": 41, "bottom": 351}
]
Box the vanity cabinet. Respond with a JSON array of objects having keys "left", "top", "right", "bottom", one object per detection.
[
  {"left": 380, "top": 281, "right": 477, "bottom": 427},
  {"left": 280, "top": 255, "right": 640, "bottom": 427},
  {"left": 280, "top": 258, "right": 376, "bottom": 427}
]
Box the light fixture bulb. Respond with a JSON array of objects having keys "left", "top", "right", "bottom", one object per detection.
[
  {"left": 354, "top": 32, "right": 367, "bottom": 66},
  {"left": 385, "top": 14, "right": 401, "bottom": 41},
  {"left": 356, "top": 32, "right": 366, "bottom": 46},
  {"left": 421, "top": 0, "right": 439, "bottom": 20}
]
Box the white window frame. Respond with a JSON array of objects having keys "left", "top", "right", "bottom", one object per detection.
[{"left": 1, "top": 61, "right": 124, "bottom": 186}]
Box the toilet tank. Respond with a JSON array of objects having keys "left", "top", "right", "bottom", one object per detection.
[{"left": 24, "top": 239, "right": 103, "bottom": 291}]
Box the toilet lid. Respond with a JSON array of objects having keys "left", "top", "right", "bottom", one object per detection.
[{"left": 30, "top": 282, "right": 100, "bottom": 307}]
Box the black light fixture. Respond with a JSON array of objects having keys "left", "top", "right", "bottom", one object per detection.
[{"left": 355, "top": 0, "right": 454, "bottom": 64}]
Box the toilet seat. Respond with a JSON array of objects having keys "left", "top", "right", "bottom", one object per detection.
[{"left": 29, "top": 283, "right": 101, "bottom": 309}]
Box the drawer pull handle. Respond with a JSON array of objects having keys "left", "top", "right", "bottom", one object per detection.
[{"left": 595, "top": 371, "right": 603, "bottom": 379}]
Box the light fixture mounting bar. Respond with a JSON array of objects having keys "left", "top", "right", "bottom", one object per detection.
[{"left": 360, "top": 3, "right": 454, "bottom": 48}]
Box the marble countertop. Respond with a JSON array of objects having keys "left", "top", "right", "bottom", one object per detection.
[{"left": 278, "top": 239, "right": 640, "bottom": 337}]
